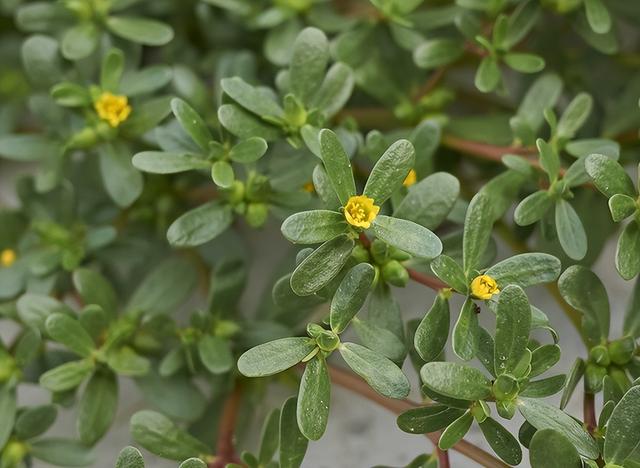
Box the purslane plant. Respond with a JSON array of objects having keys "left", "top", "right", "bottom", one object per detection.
[{"left": 0, "top": 1, "right": 640, "bottom": 468}]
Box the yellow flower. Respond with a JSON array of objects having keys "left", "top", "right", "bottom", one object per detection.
[
  {"left": 470, "top": 274, "right": 500, "bottom": 300},
  {"left": 0, "top": 249, "right": 16, "bottom": 267},
  {"left": 403, "top": 169, "right": 417, "bottom": 187},
  {"left": 344, "top": 195, "right": 380, "bottom": 229},
  {"left": 94, "top": 92, "right": 131, "bottom": 127},
  {"left": 303, "top": 181, "right": 315, "bottom": 193}
]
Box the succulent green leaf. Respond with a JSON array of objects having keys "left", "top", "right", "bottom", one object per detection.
[
  {"left": 297, "top": 355, "right": 330, "bottom": 441},
  {"left": 319, "top": 129, "right": 356, "bottom": 206},
  {"left": 529, "top": 428, "right": 582, "bottom": 468},
  {"left": 281, "top": 210, "right": 348, "bottom": 244},
  {"left": 363, "top": 139, "right": 415, "bottom": 205},
  {"left": 238, "top": 337, "right": 317, "bottom": 377},
  {"left": 414, "top": 295, "right": 450, "bottom": 362},
  {"left": 371, "top": 215, "right": 442, "bottom": 260},
  {"left": 330, "top": 263, "right": 375, "bottom": 333},
  {"left": 420, "top": 361, "right": 492, "bottom": 401}
]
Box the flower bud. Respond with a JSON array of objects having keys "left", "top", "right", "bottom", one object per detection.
[
  {"left": 370, "top": 240, "right": 388, "bottom": 264},
  {"left": 585, "top": 363, "right": 607, "bottom": 393},
  {"left": 589, "top": 344, "right": 610, "bottom": 367},
  {"left": 245, "top": 203, "right": 269, "bottom": 228},
  {"left": 381, "top": 260, "right": 409, "bottom": 287},
  {"left": 1, "top": 440, "right": 28, "bottom": 466},
  {"left": 351, "top": 244, "right": 370, "bottom": 263},
  {"left": 608, "top": 336, "right": 635, "bottom": 366},
  {"left": 315, "top": 330, "right": 340, "bottom": 352},
  {"left": 492, "top": 374, "right": 519, "bottom": 401},
  {"left": 66, "top": 127, "right": 98, "bottom": 149}
]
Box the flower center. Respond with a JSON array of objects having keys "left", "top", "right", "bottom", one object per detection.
[
  {"left": 344, "top": 195, "right": 380, "bottom": 229},
  {"left": 470, "top": 274, "right": 499, "bottom": 300},
  {"left": 94, "top": 92, "right": 132, "bottom": 127}
]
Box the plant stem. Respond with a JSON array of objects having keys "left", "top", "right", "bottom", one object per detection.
[
  {"left": 437, "top": 448, "right": 451, "bottom": 468},
  {"left": 584, "top": 392, "right": 597, "bottom": 434},
  {"left": 209, "top": 385, "right": 243, "bottom": 468},
  {"left": 407, "top": 268, "right": 448, "bottom": 291},
  {"left": 328, "top": 365, "right": 509, "bottom": 468}
]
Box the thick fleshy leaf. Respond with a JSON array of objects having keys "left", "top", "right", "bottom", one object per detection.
[
  {"left": 485, "top": 253, "right": 560, "bottom": 289},
  {"left": 557, "top": 92, "right": 593, "bottom": 139},
  {"left": 479, "top": 417, "right": 522, "bottom": 465},
  {"left": 289, "top": 27, "right": 329, "bottom": 105},
  {"left": 370, "top": 215, "right": 442, "bottom": 260},
  {"left": 0, "top": 134, "right": 61, "bottom": 162},
  {"left": 39, "top": 359, "right": 95, "bottom": 392},
  {"left": 73, "top": 268, "right": 118, "bottom": 316},
  {"left": 537, "top": 139, "right": 560, "bottom": 181},
  {"left": 517, "top": 398, "right": 598, "bottom": 459},
  {"left": 475, "top": 56, "right": 500, "bottom": 93},
  {"left": 198, "top": 335, "right": 233, "bottom": 374},
  {"left": 616, "top": 220, "right": 640, "bottom": 280},
  {"left": 237, "top": 337, "right": 316, "bottom": 377},
  {"left": 363, "top": 139, "right": 415, "bottom": 205},
  {"left": 330, "top": 263, "right": 375, "bottom": 333},
  {"left": 170, "top": 98, "right": 213, "bottom": 151},
  {"left": 430, "top": 255, "right": 467, "bottom": 293},
  {"left": 414, "top": 295, "right": 450, "bottom": 362},
  {"left": 0, "top": 386, "right": 16, "bottom": 449},
  {"left": 309, "top": 62, "right": 354, "bottom": 118},
  {"left": 98, "top": 142, "right": 143, "bottom": 208},
  {"left": 281, "top": 210, "right": 348, "bottom": 244},
  {"left": 420, "top": 362, "right": 491, "bottom": 401},
  {"left": 604, "top": 386, "right": 640, "bottom": 464},
  {"left": 167, "top": 201, "right": 233, "bottom": 247},
  {"left": 530, "top": 344, "right": 561, "bottom": 378},
  {"left": 339, "top": 342, "right": 410, "bottom": 399},
  {"left": 609, "top": 194, "right": 637, "bottom": 222},
  {"left": 494, "top": 285, "right": 531, "bottom": 375},
  {"left": 555, "top": 199, "right": 587, "bottom": 260},
  {"left": 463, "top": 192, "right": 493, "bottom": 273},
  {"left": 61, "top": 23, "right": 99, "bottom": 60},
  {"left": 529, "top": 428, "right": 582, "bottom": 468},
  {"left": 352, "top": 319, "right": 406, "bottom": 363},
  {"left": 585, "top": 154, "right": 636, "bottom": 198},
  {"left": 101, "top": 48, "right": 124, "bottom": 92},
  {"left": 290, "top": 234, "right": 354, "bottom": 296},
  {"left": 115, "top": 446, "right": 144, "bottom": 468},
  {"left": 30, "top": 439, "right": 95, "bottom": 466},
  {"left": 413, "top": 38, "right": 465, "bottom": 69},
  {"left": 319, "top": 129, "right": 356, "bottom": 206},
  {"left": 585, "top": 0, "right": 611, "bottom": 34},
  {"left": 220, "top": 77, "right": 284, "bottom": 119},
  {"left": 130, "top": 410, "right": 209, "bottom": 461},
  {"left": 504, "top": 53, "right": 545, "bottom": 73},
  {"left": 14, "top": 404, "right": 57, "bottom": 440},
  {"left": 560, "top": 358, "right": 585, "bottom": 409},
  {"left": 78, "top": 371, "right": 118, "bottom": 445},
  {"left": 229, "top": 137, "right": 268, "bottom": 163},
  {"left": 297, "top": 355, "right": 330, "bottom": 440},
  {"left": 258, "top": 408, "right": 280, "bottom": 464},
  {"left": 452, "top": 299, "right": 479, "bottom": 361},
  {"left": 439, "top": 411, "right": 473, "bottom": 450},
  {"left": 280, "top": 397, "right": 308, "bottom": 468},
  {"left": 217, "top": 104, "right": 281, "bottom": 141},
  {"left": 211, "top": 160, "right": 234, "bottom": 188},
  {"left": 45, "top": 313, "right": 95, "bottom": 357},
  {"left": 106, "top": 16, "right": 174, "bottom": 45},
  {"left": 558, "top": 265, "right": 609, "bottom": 346},
  {"left": 520, "top": 375, "right": 566, "bottom": 397},
  {"left": 397, "top": 405, "right": 465, "bottom": 434}
]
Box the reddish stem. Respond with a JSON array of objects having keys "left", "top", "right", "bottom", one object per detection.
[
  {"left": 407, "top": 268, "right": 448, "bottom": 291},
  {"left": 584, "top": 392, "right": 597, "bottom": 434},
  {"left": 437, "top": 448, "right": 451, "bottom": 468},
  {"left": 209, "top": 385, "right": 243, "bottom": 468},
  {"left": 328, "top": 365, "right": 509, "bottom": 468},
  {"left": 441, "top": 134, "right": 537, "bottom": 164}
]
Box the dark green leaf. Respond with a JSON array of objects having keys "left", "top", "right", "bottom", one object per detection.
[
  {"left": 420, "top": 361, "right": 491, "bottom": 401},
  {"left": 494, "top": 285, "right": 531, "bottom": 375},
  {"left": 281, "top": 210, "right": 348, "bottom": 244},
  {"left": 414, "top": 295, "right": 450, "bottom": 362},
  {"left": 330, "top": 263, "right": 375, "bottom": 333},
  {"left": 167, "top": 201, "right": 233, "bottom": 247},
  {"left": 238, "top": 337, "right": 316, "bottom": 377},
  {"left": 297, "top": 355, "right": 330, "bottom": 440},
  {"left": 370, "top": 215, "right": 442, "bottom": 260}
]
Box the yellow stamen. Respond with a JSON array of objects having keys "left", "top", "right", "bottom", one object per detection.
[
  {"left": 470, "top": 274, "right": 500, "bottom": 300},
  {"left": 1, "top": 249, "right": 16, "bottom": 267},
  {"left": 344, "top": 195, "right": 380, "bottom": 229},
  {"left": 94, "top": 92, "right": 131, "bottom": 127},
  {"left": 303, "top": 181, "right": 315, "bottom": 193},
  {"left": 403, "top": 169, "right": 417, "bottom": 187}
]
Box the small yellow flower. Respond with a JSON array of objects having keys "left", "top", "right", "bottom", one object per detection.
[
  {"left": 303, "top": 181, "right": 315, "bottom": 193},
  {"left": 470, "top": 274, "right": 500, "bottom": 300},
  {"left": 403, "top": 169, "right": 417, "bottom": 187},
  {"left": 94, "top": 92, "right": 131, "bottom": 127},
  {"left": 0, "top": 249, "right": 16, "bottom": 267},
  {"left": 344, "top": 195, "right": 380, "bottom": 229}
]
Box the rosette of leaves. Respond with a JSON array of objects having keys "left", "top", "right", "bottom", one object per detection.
[
  {"left": 218, "top": 27, "right": 354, "bottom": 147},
  {"left": 557, "top": 265, "right": 639, "bottom": 406},
  {"left": 47, "top": 48, "right": 173, "bottom": 207},
  {"left": 0, "top": 182, "right": 116, "bottom": 301},
  {"left": 585, "top": 153, "right": 640, "bottom": 279},
  {"left": 425, "top": 191, "right": 561, "bottom": 361},
  {"left": 510, "top": 92, "right": 618, "bottom": 260},
  {"left": 0, "top": 402, "right": 94, "bottom": 468},
  {"left": 133, "top": 97, "right": 268, "bottom": 190},
  {"left": 281, "top": 128, "right": 442, "bottom": 297},
  {"left": 16, "top": 258, "right": 197, "bottom": 446},
  {"left": 400, "top": 285, "right": 585, "bottom": 466},
  {"left": 15, "top": 0, "right": 173, "bottom": 61}
]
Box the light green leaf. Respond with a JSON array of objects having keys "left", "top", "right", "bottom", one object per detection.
[
  {"left": 339, "top": 342, "right": 410, "bottom": 399},
  {"left": 229, "top": 137, "right": 268, "bottom": 163},
  {"left": 281, "top": 210, "right": 348, "bottom": 244},
  {"left": 78, "top": 371, "right": 118, "bottom": 445},
  {"left": 73, "top": 268, "right": 118, "bottom": 315},
  {"left": 397, "top": 405, "right": 465, "bottom": 434},
  {"left": 530, "top": 344, "right": 561, "bottom": 378},
  {"left": 30, "top": 439, "right": 95, "bottom": 466},
  {"left": 555, "top": 199, "right": 587, "bottom": 260},
  {"left": 585, "top": 153, "right": 636, "bottom": 198},
  {"left": 170, "top": 98, "right": 213, "bottom": 151},
  {"left": 413, "top": 38, "right": 465, "bottom": 69},
  {"left": 211, "top": 160, "right": 234, "bottom": 188},
  {"left": 130, "top": 410, "right": 209, "bottom": 461},
  {"left": 297, "top": 355, "right": 330, "bottom": 440},
  {"left": 45, "top": 313, "right": 95, "bottom": 357},
  {"left": 309, "top": 62, "right": 354, "bottom": 118},
  {"left": 617, "top": 220, "right": 640, "bottom": 281},
  {"left": 514, "top": 190, "right": 552, "bottom": 226},
  {"left": 101, "top": 48, "right": 124, "bottom": 92},
  {"left": 479, "top": 417, "right": 522, "bottom": 465},
  {"left": 494, "top": 285, "right": 531, "bottom": 375},
  {"left": 106, "top": 16, "right": 174, "bottom": 45},
  {"left": 290, "top": 234, "right": 355, "bottom": 296},
  {"left": 475, "top": 56, "right": 500, "bottom": 93},
  {"left": 61, "top": 23, "right": 99, "bottom": 60},
  {"left": 529, "top": 428, "right": 582, "bottom": 468},
  {"left": 197, "top": 335, "right": 233, "bottom": 374},
  {"left": 220, "top": 77, "right": 284, "bottom": 119},
  {"left": 330, "top": 263, "right": 375, "bottom": 333},
  {"left": 133, "top": 151, "right": 210, "bottom": 174},
  {"left": 503, "top": 53, "right": 545, "bottom": 73},
  {"left": 452, "top": 298, "right": 479, "bottom": 361},
  {"left": 0, "top": 134, "right": 61, "bottom": 162},
  {"left": 319, "top": 129, "right": 356, "bottom": 206},
  {"left": 363, "top": 139, "right": 415, "bottom": 205},
  {"left": 414, "top": 295, "right": 450, "bottom": 362},
  {"left": 0, "top": 385, "right": 16, "bottom": 449},
  {"left": 439, "top": 411, "right": 473, "bottom": 450},
  {"left": 463, "top": 192, "right": 493, "bottom": 273},
  {"left": 537, "top": 138, "right": 560, "bottom": 181},
  {"left": 609, "top": 194, "right": 637, "bottom": 222},
  {"left": 238, "top": 337, "right": 316, "bottom": 377},
  {"left": 289, "top": 27, "right": 329, "bottom": 105},
  {"left": 14, "top": 404, "right": 57, "bottom": 440},
  {"left": 604, "top": 386, "right": 640, "bottom": 464},
  {"left": 557, "top": 93, "right": 593, "bottom": 139},
  {"left": 420, "top": 361, "right": 491, "bottom": 400},
  {"left": 39, "top": 359, "right": 95, "bottom": 392},
  {"left": 585, "top": 0, "right": 611, "bottom": 34},
  {"left": 218, "top": 104, "right": 282, "bottom": 141},
  {"left": 98, "top": 142, "right": 143, "bottom": 208},
  {"left": 370, "top": 215, "right": 442, "bottom": 259},
  {"left": 485, "top": 253, "right": 560, "bottom": 289},
  {"left": 517, "top": 398, "right": 598, "bottom": 459},
  {"left": 167, "top": 201, "right": 233, "bottom": 247},
  {"left": 115, "top": 446, "right": 145, "bottom": 468},
  {"left": 280, "top": 397, "right": 308, "bottom": 468}
]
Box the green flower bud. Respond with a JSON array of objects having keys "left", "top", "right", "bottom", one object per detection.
[
  {"left": 370, "top": 240, "right": 388, "bottom": 264},
  {"left": 0, "top": 352, "right": 15, "bottom": 383},
  {"left": 214, "top": 320, "right": 241, "bottom": 338},
  {"left": 351, "top": 244, "right": 370, "bottom": 263},
  {"left": 381, "top": 260, "right": 409, "bottom": 287},
  {"left": 608, "top": 336, "right": 636, "bottom": 366},
  {"left": 66, "top": 127, "right": 98, "bottom": 149},
  {"left": 1, "top": 440, "right": 28, "bottom": 466},
  {"left": 589, "top": 344, "right": 610, "bottom": 367},
  {"left": 306, "top": 323, "right": 324, "bottom": 339},
  {"left": 245, "top": 173, "right": 270, "bottom": 201},
  {"left": 493, "top": 374, "right": 519, "bottom": 401},
  {"left": 315, "top": 330, "right": 340, "bottom": 352},
  {"left": 585, "top": 363, "right": 607, "bottom": 393},
  {"left": 496, "top": 399, "right": 517, "bottom": 419},
  {"left": 245, "top": 203, "right": 269, "bottom": 228},
  {"left": 284, "top": 94, "right": 307, "bottom": 129},
  {"left": 389, "top": 246, "right": 411, "bottom": 262}
]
